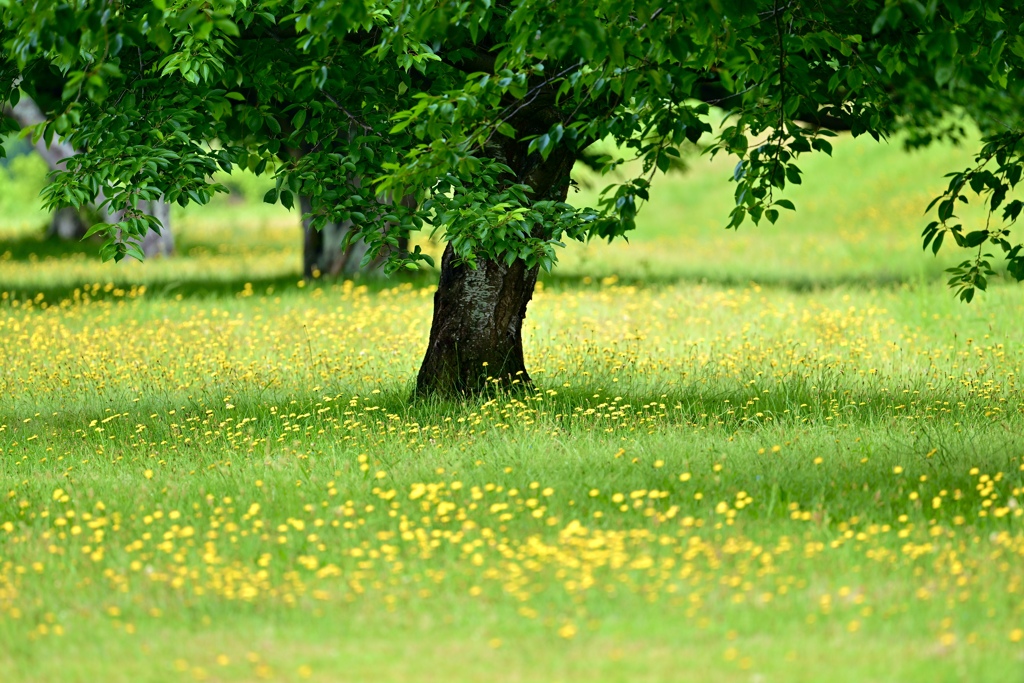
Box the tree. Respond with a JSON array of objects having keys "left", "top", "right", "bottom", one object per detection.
[
  {"left": 4, "top": 93, "right": 175, "bottom": 257},
  {"left": 4, "top": 94, "right": 86, "bottom": 239},
  {"left": 300, "top": 185, "right": 416, "bottom": 279},
  {"left": 3, "top": 0, "right": 1022, "bottom": 395}
]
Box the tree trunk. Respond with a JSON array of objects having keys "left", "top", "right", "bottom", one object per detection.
[
  {"left": 7, "top": 95, "right": 174, "bottom": 254},
  {"left": 48, "top": 207, "right": 88, "bottom": 240},
  {"left": 414, "top": 97, "right": 575, "bottom": 397},
  {"left": 105, "top": 196, "right": 175, "bottom": 259},
  {"left": 415, "top": 244, "right": 539, "bottom": 396},
  {"left": 301, "top": 191, "right": 413, "bottom": 280},
  {"left": 8, "top": 97, "right": 89, "bottom": 240},
  {"left": 301, "top": 194, "right": 327, "bottom": 278},
  {"left": 138, "top": 198, "right": 175, "bottom": 258}
]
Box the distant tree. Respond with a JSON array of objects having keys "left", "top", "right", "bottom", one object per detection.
[
  {"left": 298, "top": 178, "right": 415, "bottom": 280},
  {"left": 4, "top": 94, "right": 85, "bottom": 240},
  {"left": 2, "top": 0, "right": 1022, "bottom": 395},
  {"left": 4, "top": 93, "right": 175, "bottom": 257}
]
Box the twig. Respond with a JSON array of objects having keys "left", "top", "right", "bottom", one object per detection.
[{"left": 323, "top": 91, "right": 374, "bottom": 134}]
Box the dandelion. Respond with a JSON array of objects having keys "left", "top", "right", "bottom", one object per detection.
[
  {"left": 557, "top": 623, "right": 577, "bottom": 639},
  {"left": 3, "top": 262, "right": 1024, "bottom": 675}
]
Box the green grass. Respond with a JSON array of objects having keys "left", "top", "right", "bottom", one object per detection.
[
  {"left": 1, "top": 132, "right": 1024, "bottom": 682},
  {"left": 563, "top": 131, "right": 987, "bottom": 285}
]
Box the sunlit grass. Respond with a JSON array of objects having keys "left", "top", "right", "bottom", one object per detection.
[
  {"left": 1, "top": 131, "right": 1024, "bottom": 682},
  {"left": 2, "top": 274, "right": 1023, "bottom": 682}
]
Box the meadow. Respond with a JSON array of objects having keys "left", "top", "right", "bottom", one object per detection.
[{"left": 1, "top": 133, "right": 1023, "bottom": 682}]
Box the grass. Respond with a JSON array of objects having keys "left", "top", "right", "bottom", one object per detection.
[{"left": 1, "top": 131, "right": 1024, "bottom": 682}]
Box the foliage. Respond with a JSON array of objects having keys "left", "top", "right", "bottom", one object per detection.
[{"left": 2, "top": 0, "right": 1023, "bottom": 296}]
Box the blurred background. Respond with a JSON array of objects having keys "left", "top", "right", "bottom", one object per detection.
[{"left": 0, "top": 126, "right": 987, "bottom": 296}]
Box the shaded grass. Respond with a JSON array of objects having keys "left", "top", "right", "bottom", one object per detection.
[
  {"left": 2, "top": 131, "right": 1024, "bottom": 682},
  {"left": 3, "top": 602, "right": 1017, "bottom": 683}
]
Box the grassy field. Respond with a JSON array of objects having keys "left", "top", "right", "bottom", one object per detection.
[{"left": 1, "top": 133, "right": 1023, "bottom": 682}]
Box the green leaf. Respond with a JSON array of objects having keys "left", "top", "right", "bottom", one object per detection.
[
  {"left": 935, "top": 63, "right": 955, "bottom": 86},
  {"left": 125, "top": 242, "right": 146, "bottom": 262},
  {"left": 963, "top": 231, "right": 988, "bottom": 247},
  {"left": 871, "top": 11, "right": 887, "bottom": 34},
  {"left": 811, "top": 138, "right": 833, "bottom": 155},
  {"left": 215, "top": 19, "right": 240, "bottom": 37},
  {"left": 82, "top": 223, "right": 110, "bottom": 240}
]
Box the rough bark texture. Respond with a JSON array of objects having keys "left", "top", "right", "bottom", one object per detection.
[
  {"left": 416, "top": 244, "right": 539, "bottom": 396},
  {"left": 415, "top": 96, "right": 576, "bottom": 397}
]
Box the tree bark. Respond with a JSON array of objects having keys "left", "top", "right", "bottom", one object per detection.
[
  {"left": 137, "top": 198, "right": 175, "bottom": 258},
  {"left": 49, "top": 207, "right": 88, "bottom": 240},
  {"left": 415, "top": 99, "right": 576, "bottom": 397},
  {"left": 8, "top": 98, "right": 89, "bottom": 239},
  {"left": 415, "top": 244, "right": 539, "bottom": 396}
]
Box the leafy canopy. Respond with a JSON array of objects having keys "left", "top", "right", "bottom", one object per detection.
[{"left": 2, "top": 0, "right": 1023, "bottom": 297}]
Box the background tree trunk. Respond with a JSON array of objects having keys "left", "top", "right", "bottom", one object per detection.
[
  {"left": 7, "top": 97, "right": 88, "bottom": 239},
  {"left": 48, "top": 207, "right": 88, "bottom": 240},
  {"left": 300, "top": 190, "right": 413, "bottom": 279},
  {"left": 6, "top": 95, "right": 174, "bottom": 254},
  {"left": 104, "top": 196, "right": 175, "bottom": 259},
  {"left": 137, "top": 198, "right": 175, "bottom": 258}
]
